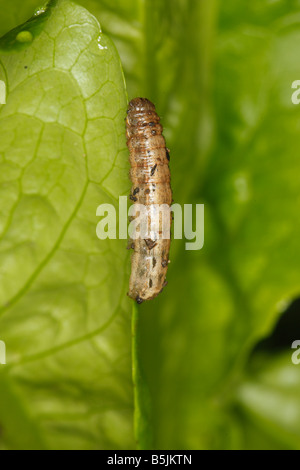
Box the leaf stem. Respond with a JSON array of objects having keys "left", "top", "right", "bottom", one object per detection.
[{"left": 132, "top": 303, "right": 153, "bottom": 450}]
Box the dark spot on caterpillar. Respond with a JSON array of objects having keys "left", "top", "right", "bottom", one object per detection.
[
  {"left": 149, "top": 122, "right": 155, "bottom": 127},
  {"left": 145, "top": 239, "right": 157, "bottom": 250},
  {"left": 147, "top": 150, "right": 151, "bottom": 155},
  {"left": 127, "top": 239, "right": 135, "bottom": 250},
  {"left": 159, "top": 280, "right": 168, "bottom": 294},
  {"left": 151, "top": 130, "right": 157, "bottom": 135},
  {"left": 145, "top": 188, "right": 151, "bottom": 195},
  {"left": 166, "top": 148, "right": 170, "bottom": 161},
  {"left": 150, "top": 164, "right": 157, "bottom": 176},
  {"left": 133, "top": 187, "right": 140, "bottom": 195},
  {"left": 130, "top": 194, "right": 138, "bottom": 202},
  {"left": 136, "top": 296, "right": 144, "bottom": 304},
  {"left": 149, "top": 279, "right": 153, "bottom": 288},
  {"left": 153, "top": 257, "right": 157, "bottom": 268},
  {"left": 161, "top": 259, "right": 168, "bottom": 268}
]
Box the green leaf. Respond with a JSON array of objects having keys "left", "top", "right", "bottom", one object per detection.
[
  {"left": 0, "top": 0, "right": 133, "bottom": 450},
  {"left": 236, "top": 352, "right": 300, "bottom": 450},
  {"left": 2, "top": 0, "right": 300, "bottom": 450},
  {"left": 73, "top": 0, "right": 300, "bottom": 449}
]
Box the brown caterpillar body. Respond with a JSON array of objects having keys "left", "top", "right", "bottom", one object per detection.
[{"left": 126, "top": 98, "right": 172, "bottom": 303}]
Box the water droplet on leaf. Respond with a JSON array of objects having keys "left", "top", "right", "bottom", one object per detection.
[
  {"left": 34, "top": 6, "right": 46, "bottom": 16},
  {"left": 16, "top": 31, "right": 33, "bottom": 43}
]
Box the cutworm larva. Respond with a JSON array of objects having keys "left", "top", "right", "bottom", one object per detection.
[{"left": 126, "top": 98, "right": 172, "bottom": 303}]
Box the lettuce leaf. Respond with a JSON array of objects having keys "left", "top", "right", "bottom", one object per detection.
[{"left": 0, "top": 0, "right": 133, "bottom": 450}]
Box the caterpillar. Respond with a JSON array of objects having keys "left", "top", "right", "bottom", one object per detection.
[{"left": 126, "top": 98, "right": 172, "bottom": 304}]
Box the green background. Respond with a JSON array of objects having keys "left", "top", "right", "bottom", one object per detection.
[{"left": 0, "top": 0, "right": 300, "bottom": 450}]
